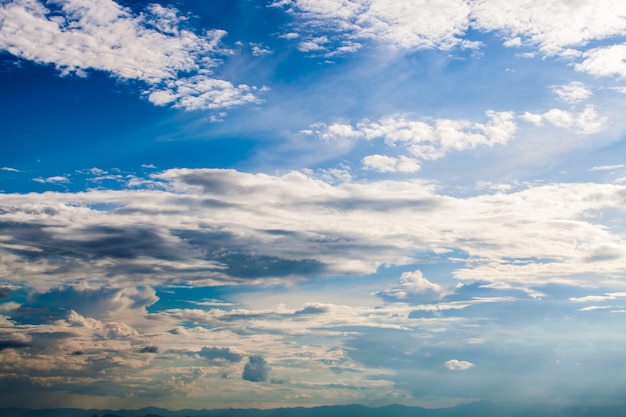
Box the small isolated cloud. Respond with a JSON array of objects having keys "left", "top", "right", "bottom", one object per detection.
[
  {"left": 242, "top": 355, "right": 270, "bottom": 382},
  {"left": 199, "top": 346, "right": 244, "bottom": 362},
  {"left": 378, "top": 270, "right": 447, "bottom": 301},
  {"left": 552, "top": 82, "right": 592, "bottom": 104},
  {"left": 444, "top": 359, "right": 474, "bottom": 371},
  {"left": 1, "top": 167, "right": 19, "bottom": 172},
  {"left": 251, "top": 43, "right": 272, "bottom": 56}
]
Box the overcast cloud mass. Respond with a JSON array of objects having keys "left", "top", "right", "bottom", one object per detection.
[{"left": 1, "top": 0, "right": 626, "bottom": 411}]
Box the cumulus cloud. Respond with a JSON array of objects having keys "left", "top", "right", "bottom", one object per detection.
[
  {"left": 306, "top": 111, "right": 517, "bottom": 169},
  {"left": 362, "top": 155, "right": 421, "bottom": 173},
  {"left": 444, "top": 359, "right": 474, "bottom": 371},
  {"left": 521, "top": 106, "right": 607, "bottom": 134},
  {"left": 552, "top": 82, "right": 592, "bottom": 104},
  {"left": 274, "top": 0, "right": 471, "bottom": 52},
  {"left": 0, "top": 0, "right": 260, "bottom": 111},
  {"left": 576, "top": 44, "right": 626, "bottom": 78},
  {"left": 242, "top": 355, "right": 270, "bottom": 382},
  {"left": 378, "top": 270, "right": 447, "bottom": 301},
  {"left": 276, "top": 0, "right": 626, "bottom": 63},
  {"left": 199, "top": 346, "right": 244, "bottom": 362},
  {"left": 472, "top": 0, "right": 626, "bottom": 57},
  {"left": 21, "top": 284, "right": 158, "bottom": 321}
]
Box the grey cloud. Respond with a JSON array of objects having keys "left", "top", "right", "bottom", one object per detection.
[
  {"left": 242, "top": 355, "right": 270, "bottom": 382},
  {"left": 18, "top": 285, "right": 157, "bottom": 322},
  {"left": 199, "top": 346, "right": 244, "bottom": 362},
  {"left": 0, "top": 340, "right": 31, "bottom": 351},
  {"left": 295, "top": 303, "right": 330, "bottom": 315},
  {"left": 139, "top": 346, "right": 159, "bottom": 353},
  {"left": 0, "top": 285, "right": 18, "bottom": 299}
]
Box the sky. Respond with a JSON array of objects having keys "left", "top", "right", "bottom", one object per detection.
[{"left": 1, "top": 0, "right": 626, "bottom": 411}]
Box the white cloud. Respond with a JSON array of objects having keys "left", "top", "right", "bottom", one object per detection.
[
  {"left": 32, "top": 175, "right": 69, "bottom": 183},
  {"left": 364, "top": 111, "right": 517, "bottom": 160},
  {"left": 0, "top": 0, "right": 260, "bottom": 111},
  {"left": 444, "top": 359, "right": 474, "bottom": 371},
  {"left": 311, "top": 111, "right": 517, "bottom": 166},
  {"left": 250, "top": 43, "right": 272, "bottom": 56},
  {"left": 521, "top": 105, "right": 607, "bottom": 134},
  {"left": 147, "top": 76, "right": 261, "bottom": 111},
  {"left": 1, "top": 167, "right": 20, "bottom": 172},
  {"left": 552, "top": 82, "right": 592, "bottom": 104},
  {"left": 569, "top": 292, "right": 626, "bottom": 303},
  {"left": 277, "top": 0, "right": 626, "bottom": 62},
  {"left": 589, "top": 164, "right": 624, "bottom": 172},
  {"left": 472, "top": 0, "right": 626, "bottom": 57},
  {"left": 361, "top": 155, "right": 421, "bottom": 173},
  {"left": 378, "top": 270, "right": 447, "bottom": 301},
  {"left": 297, "top": 36, "right": 330, "bottom": 52},
  {"left": 576, "top": 43, "right": 626, "bottom": 78},
  {"left": 277, "top": 0, "right": 472, "bottom": 52}
]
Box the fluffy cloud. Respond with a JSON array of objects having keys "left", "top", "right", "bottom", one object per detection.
[
  {"left": 274, "top": 0, "right": 471, "bottom": 52},
  {"left": 443, "top": 359, "right": 474, "bottom": 371},
  {"left": 552, "top": 82, "right": 592, "bottom": 104},
  {"left": 304, "top": 111, "right": 517, "bottom": 169},
  {"left": 378, "top": 270, "right": 447, "bottom": 301},
  {"left": 361, "top": 155, "right": 421, "bottom": 173},
  {"left": 199, "top": 346, "right": 244, "bottom": 362},
  {"left": 575, "top": 43, "right": 626, "bottom": 78},
  {"left": 0, "top": 0, "right": 260, "bottom": 111},
  {"left": 521, "top": 105, "right": 607, "bottom": 134},
  {"left": 277, "top": 0, "right": 626, "bottom": 61}
]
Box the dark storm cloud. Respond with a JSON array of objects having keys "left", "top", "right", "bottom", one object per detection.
[
  {"left": 199, "top": 346, "right": 244, "bottom": 362},
  {"left": 242, "top": 355, "right": 270, "bottom": 382}
]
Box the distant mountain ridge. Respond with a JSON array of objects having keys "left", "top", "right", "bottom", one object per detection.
[{"left": 2, "top": 403, "right": 626, "bottom": 417}]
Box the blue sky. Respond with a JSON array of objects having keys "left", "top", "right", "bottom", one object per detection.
[{"left": 1, "top": 0, "right": 626, "bottom": 410}]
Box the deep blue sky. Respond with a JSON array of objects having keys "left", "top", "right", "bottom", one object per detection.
[{"left": 1, "top": 0, "right": 626, "bottom": 410}]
